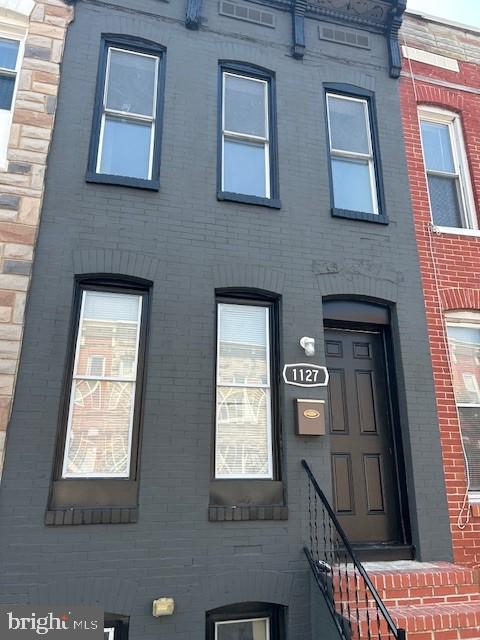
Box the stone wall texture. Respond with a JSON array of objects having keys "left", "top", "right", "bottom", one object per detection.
[
  {"left": 400, "top": 13, "right": 480, "bottom": 566},
  {"left": 0, "top": 0, "right": 73, "bottom": 469}
]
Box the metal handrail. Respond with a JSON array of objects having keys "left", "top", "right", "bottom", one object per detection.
[{"left": 302, "top": 459, "right": 406, "bottom": 640}]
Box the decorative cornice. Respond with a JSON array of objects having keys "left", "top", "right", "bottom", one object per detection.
[
  {"left": 386, "top": 0, "right": 406, "bottom": 78},
  {"left": 245, "top": 0, "right": 405, "bottom": 74},
  {"left": 185, "top": 0, "right": 202, "bottom": 30},
  {"left": 292, "top": 0, "right": 307, "bottom": 59}
]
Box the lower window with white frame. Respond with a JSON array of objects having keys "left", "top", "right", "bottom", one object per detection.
[
  {"left": 215, "top": 298, "right": 275, "bottom": 479},
  {"left": 446, "top": 311, "right": 480, "bottom": 496},
  {"left": 46, "top": 277, "right": 151, "bottom": 524},
  {"left": 104, "top": 614, "right": 129, "bottom": 640},
  {"left": 206, "top": 603, "right": 284, "bottom": 640}
]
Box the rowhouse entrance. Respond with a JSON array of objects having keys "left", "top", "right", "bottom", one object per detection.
[{"left": 325, "top": 325, "right": 403, "bottom": 545}]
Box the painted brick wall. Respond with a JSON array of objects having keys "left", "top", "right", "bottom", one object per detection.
[
  {"left": 0, "top": 0, "right": 73, "bottom": 471},
  {"left": 0, "top": 2, "right": 452, "bottom": 637},
  {"left": 400, "top": 14, "right": 480, "bottom": 567}
]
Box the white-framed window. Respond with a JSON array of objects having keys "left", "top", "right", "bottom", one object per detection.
[
  {"left": 96, "top": 46, "right": 159, "bottom": 180},
  {"left": 215, "top": 617, "right": 270, "bottom": 640},
  {"left": 221, "top": 71, "right": 270, "bottom": 198},
  {"left": 0, "top": 30, "right": 24, "bottom": 166},
  {"left": 326, "top": 92, "right": 378, "bottom": 215},
  {"left": 215, "top": 301, "right": 273, "bottom": 479},
  {"left": 104, "top": 629, "right": 115, "bottom": 640},
  {"left": 419, "top": 107, "right": 477, "bottom": 230},
  {"left": 446, "top": 311, "right": 480, "bottom": 496},
  {"left": 62, "top": 289, "right": 143, "bottom": 478}
]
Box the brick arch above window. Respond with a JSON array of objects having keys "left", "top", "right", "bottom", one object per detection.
[
  {"left": 441, "top": 288, "right": 480, "bottom": 312},
  {"left": 416, "top": 84, "right": 464, "bottom": 113}
]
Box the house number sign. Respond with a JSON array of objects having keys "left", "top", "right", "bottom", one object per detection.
[{"left": 282, "top": 363, "right": 329, "bottom": 387}]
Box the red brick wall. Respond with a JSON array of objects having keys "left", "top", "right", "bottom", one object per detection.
[{"left": 400, "top": 52, "right": 480, "bottom": 566}]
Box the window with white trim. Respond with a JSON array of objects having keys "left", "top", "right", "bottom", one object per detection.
[
  {"left": 207, "top": 603, "right": 284, "bottom": 640},
  {"left": 98, "top": 47, "right": 158, "bottom": 180},
  {"left": 446, "top": 312, "right": 480, "bottom": 495},
  {"left": 215, "top": 617, "right": 270, "bottom": 640},
  {"left": 221, "top": 69, "right": 272, "bottom": 199},
  {"left": 215, "top": 300, "right": 273, "bottom": 479},
  {"left": 326, "top": 92, "right": 378, "bottom": 215},
  {"left": 0, "top": 32, "right": 23, "bottom": 165},
  {"left": 419, "top": 107, "right": 477, "bottom": 230},
  {"left": 62, "top": 289, "right": 143, "bottom": 478},
  {"left": 87, "top": 36, "right": 165, "bottom": 188}
]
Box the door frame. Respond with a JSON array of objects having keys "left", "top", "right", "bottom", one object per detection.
[{"left": 323, "top": 299, "right": 411, "bottom": 549}]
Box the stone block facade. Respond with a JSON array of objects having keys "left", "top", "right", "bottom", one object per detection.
[{"left": 0, "top": 0, "right": 73, "bottom": 469}]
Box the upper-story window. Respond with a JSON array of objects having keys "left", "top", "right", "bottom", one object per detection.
[
  {"left": 326, "top": 91, "right": 383, "bottom": 220},
  {"left": 419, "top": 107, "right": 477, "bottom": 230},
  {"left": 0, "top": 33, "right": 23, "bottom": 166},
  {"left": 87, "top": 35, "right": 165, "bottom": 190},
  {"left": 446, "top": 312, "right": 480, "bottom": 497},
  {"left": 218, "top": 62, "right": 280, "bottom": 208}
]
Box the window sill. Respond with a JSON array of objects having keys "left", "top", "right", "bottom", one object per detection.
[
  {"left": 86, "top": 171, "right": 160, "bottom": 191},
  {"left": 45, "top": 507, "right": 138, "bottom": 526},
  {"left": 209, "top": 505, "right": 288, "bottom": 521},
  {"left": 217, "top": 191, "right": 281, "bottom": 209},
  {"left": 209, "top": 479, "right": 286, "bottom": 521},
  {"left": 432, "top": 225, "right": 480, "bottom": 238},
  {"left": 331, "top": 208, "right": 388, "bottom": 224}
]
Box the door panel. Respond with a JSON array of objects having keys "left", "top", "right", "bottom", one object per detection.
[{"left": 325, "top": 328, "right": 401, "bottom": 543}]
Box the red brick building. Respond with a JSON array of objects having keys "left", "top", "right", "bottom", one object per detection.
[{"left": 400, "top": 11, "right": 480, "bottom": 568}]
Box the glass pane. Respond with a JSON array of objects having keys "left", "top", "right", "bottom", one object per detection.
[
  {"left": 106, "top": 49, "right": 156, "bottom": 116},
  {"left": 224, "top": 74, "right": 266, "bottom": 137},
  {"left": 328, "top": 95, "right": 369, "bottom": 154},
  {"left": 420, "top": 121, "right": 455, "bottom": 173},
  {"left": 447, "top": 325, "right": 480, "bottom": 404},
  {"left": 216, "top": 387, "right": 270, "bottom": 477},
  {"left": 0, "top": 74, "right": 15, "bottom": 110},
  {"left": 99, "top": 117, "right": 152, "bottom": 179},
  {"left": 458, "top": 407, "right": 480, "bottom": 492},
  {"left": 216, "top": 619, "right": 268, "bottom": 640},
  {"left": 75, "top": 291, "right": 141, "bottom": 378},
  {"left": 427, "top": 174, "right": 462, "bottom": 227},
  {"left": 0, "top": 38, "right": 19, "bottom": 70},
  {"left": 331, "top": 157, "right": 374, "bottom": 213},
  {"left": 223, "top": 139, "right": 266, "bottom": 197},
  {"left": 63, "top": 380, "right": 135, "bottom": 477},
  {"left": 218, "top": 304, "right": 268, "bottom": 385}
]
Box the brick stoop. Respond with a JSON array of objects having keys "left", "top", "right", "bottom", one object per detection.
[{"left": 335, "top": 561, "right": 480, "bottom": 639}]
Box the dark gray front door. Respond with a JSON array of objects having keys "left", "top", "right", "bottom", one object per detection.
[{"left": 325, "top": 328, "right": 401, "bottom": 544}]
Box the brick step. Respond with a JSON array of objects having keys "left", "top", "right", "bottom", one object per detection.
[
  {"left": 347, "top": 600, "right": 480, "bottom": 639},
  {"left": 331, "top": 561, "right": 480, "bottom": 607}
]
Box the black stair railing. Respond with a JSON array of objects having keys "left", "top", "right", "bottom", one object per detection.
[{"left": 302, "top": 460, "right": 406, "bottom": 640}]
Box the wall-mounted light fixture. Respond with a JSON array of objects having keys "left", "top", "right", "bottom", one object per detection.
[
  {"left": 152, "top": 598, "right": 175, "bottom": 617},
  {"left": 299, "top": 336, "right": 315, "bottom": 357}
]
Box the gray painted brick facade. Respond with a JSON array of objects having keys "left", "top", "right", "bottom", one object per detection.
[{"left": 0, "top": 1, "right": 452, "bottom": 638}]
